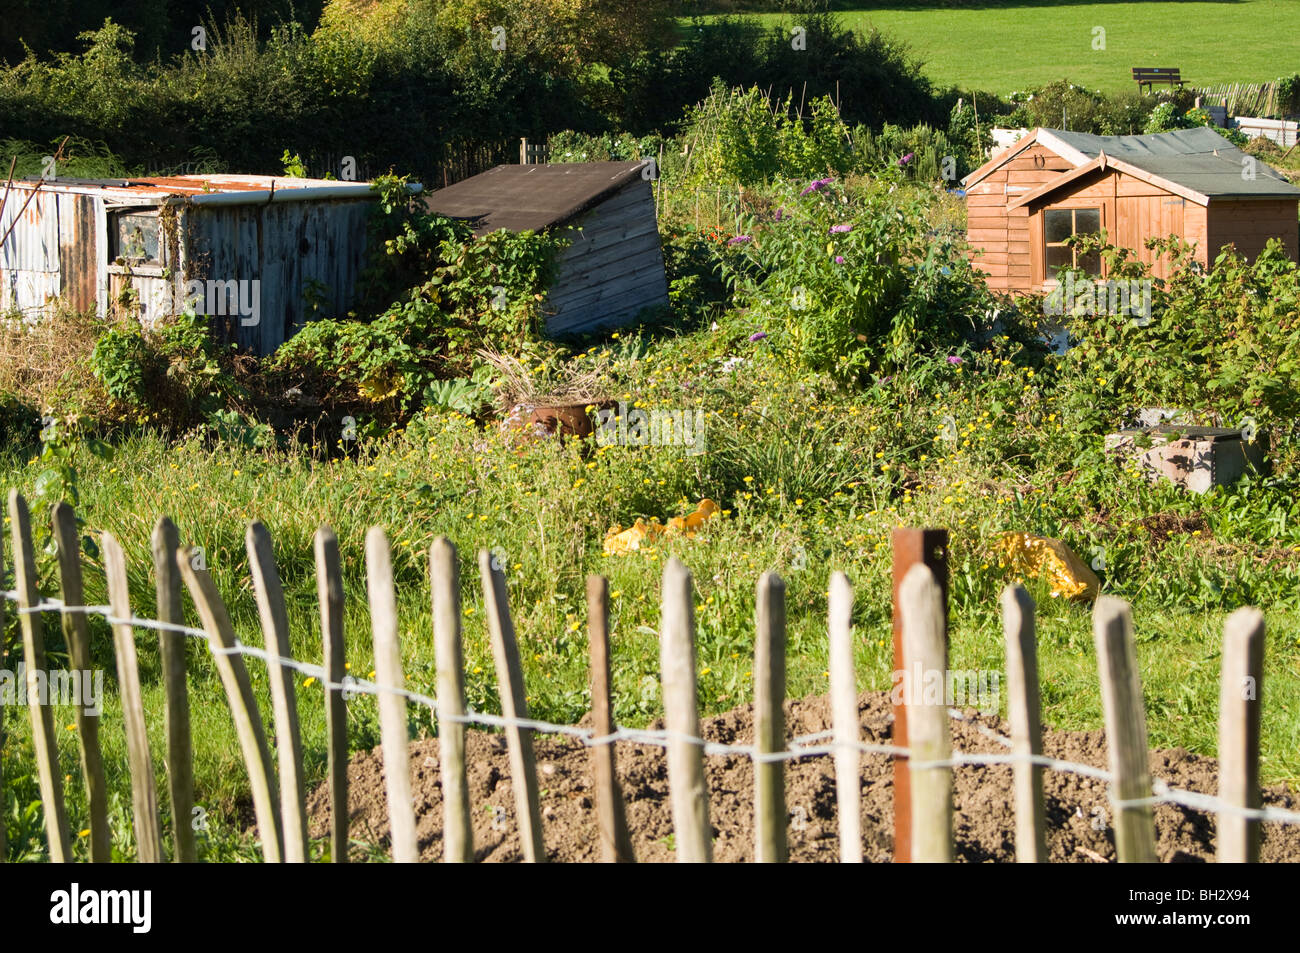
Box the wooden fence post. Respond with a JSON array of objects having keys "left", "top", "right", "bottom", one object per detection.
[
  {"left": 754, "top": 571, "right": 787, "bottom": 863},
  {"left": 314, "top": 526, "right": 349, "bottom": 864},
  {"left": 900, "top": 564, "right": 953, "bottom": 863},
  {"left": 151, "top": 517, "right": 195, "bottom": 863},
  {"left": 0, "top": 506, "right": 5, "bottom": 863},
  {"left": 478, "top": 549, "right": 547, "bottom": 862},
  {"left": 586, "top": 574, "right": 634, "bottom": 863},
  {"left": 431, "top": 538, "right": 473, "bottom": 863},
  {"left": 1218, "top": 607, "right": 1265, "bottom": 863},
  {"left": 890, "top": 528, "right": 948, "bottom": 863},
  {"left": 1001, "top": 584, "right": 1046, "bottom": 863},
  {"left": 828, "top": 570, "right": 861, "bottom": 863},
  {"left": 51, "top": 502, "right": 111, "bottom": 861},
  {"left": 366, "top": 527, "right": 419, "bottom": 864},
  {"left": 102, "top": 531, "right": 164, "bottom": 862},
  {"left": 659, "top": 556, "right": 712, "bottom": 862},
  {"left": 177, "top": 547, "right": 283, "bottom": 863},
  {"left": 1092, "top": 596, "right": 1157, "bottom": 863},
  {"left": 8, "top": 491, "right": 71, "bottom": 862},
  {"left": 247, "top": 522, "right": 309, "bottom": 863}
]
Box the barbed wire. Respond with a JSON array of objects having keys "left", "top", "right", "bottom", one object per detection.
[{"left": 5, "top": 590, "right": 1300, "bottom": 829}]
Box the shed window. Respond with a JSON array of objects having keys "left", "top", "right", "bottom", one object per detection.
[
  {"left": 112, "top": 211, "right": 161, "bottom": 265},
  {"left": 1044, "top": 207, "right": 1101, "bottom": 276}
]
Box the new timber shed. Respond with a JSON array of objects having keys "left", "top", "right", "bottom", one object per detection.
[
  {"left": 422, "top": 161, "right": 669, "bottom": 335},
  {"left": 962, "top": 127, "right": 1300, "bottom": 293},
  {"left": 0, "top": 174, "right": 381, "bottom": 354}
]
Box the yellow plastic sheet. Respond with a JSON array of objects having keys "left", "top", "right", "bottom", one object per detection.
[
  {"left": 603, "top": 499, "right": 719, "bottom": 555},
  {"left": 995, "top": 531, "right": 1100, "bottom": 602}
]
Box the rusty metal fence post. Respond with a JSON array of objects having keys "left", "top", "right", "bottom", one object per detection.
[{"left": 890, "top": 527, "right": 949, "bottom": 863}]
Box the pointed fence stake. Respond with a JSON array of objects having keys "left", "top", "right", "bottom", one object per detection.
[
  {"left": 366, "top": 527, "right": 419, "bottom": 864},
  {"left": 1092, "top": 596, "right": 1157, "bottom": 863},
  {"left": 431, "top": 538, "right": 473, "bottom": 863},
  {"left": 247, "top": 522, "right": 309, "bottom": 863},
  {"left": 152, "top": 517, "right": 195, "bottom": 862},
  {"left": 177, "top": 546, "right": 283, "bottom": 862},
  {"left": 1218, "top": 607, "right": 1265, "bottom": 863},
  {"left": 586, "top": 574, "right": 634, "bottom": 863},
  {"left": 828, "top": 571, "right": 862, "bottom": 863},
  {"left": 102, "top": 531, "right": 164, "bottom": 862},
  {"left": 659, "top": 557, "right": 711, "bottom": 862},
  {"left": 900, "top": 564, "right": 953, "bottom": 863},
  {"left": 479, "top": 549, "right": 546, "bottom": 862},
  {"left": 8, "top": 491, "right": 71, "bottom": 862},
  {"left": 754, "top": 571, "right": 787, "bottom": 863},
  {"left": 315, "top": 526, "right": 349, "bottom": 864},
  {"left": 51, "top": 502, "right": 111, "bottom": 862},
  {"left": 1001, "top": 584, "right": 1046, "bottom": 863}
]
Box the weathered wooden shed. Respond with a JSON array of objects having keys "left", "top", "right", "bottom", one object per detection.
[
  {"left": 962, "top": 127, "right": 1300, "bottom": 293},
  {"left": 422, "top": 161, "right": 669, "bottom": 335},
  {"left": 0, "top": 174, "right": 381, "bottom": 354}
]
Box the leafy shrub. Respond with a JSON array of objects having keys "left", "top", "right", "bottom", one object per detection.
[
  {"left": 675, "top": 81, "right": 856, "bottom": 188},
  {"left": 1004, "top": 81, "right": 1170, "bottom": 136},
  {"left": 720, "top": 176, "right": 1004, "bottom": 383},
  {"left": 90, "top": 325, "right": 150, "bottom": 407},
  {"left": 272, "top": 185, "right": 564, "bottom": 421},
  {"left": 1056, "top": 233, "right": 1300, "bottom": 470}
]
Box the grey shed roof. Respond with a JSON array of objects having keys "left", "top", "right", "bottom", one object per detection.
[
  {"left": 422, "top": 161, "right": 652, "bottom": 235},
  {"left": 1043, "top": 127, "right": 1300, "bottom": 199}
]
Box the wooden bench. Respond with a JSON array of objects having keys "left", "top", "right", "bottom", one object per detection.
[{"left": 1133, "top": 67, "right": 1184, "bottom": 92}]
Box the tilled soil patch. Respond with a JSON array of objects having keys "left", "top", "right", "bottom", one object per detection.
[{"left": 306, "top": 691, "right": 1300, "bottom": 862}]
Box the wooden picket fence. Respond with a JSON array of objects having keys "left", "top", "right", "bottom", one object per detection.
[
  {"left": 0, "top": 487, "right": 1283, "bottom": 863},
  {"left": 1194, "top": 80, "right": 1295, "bottom": 119}
]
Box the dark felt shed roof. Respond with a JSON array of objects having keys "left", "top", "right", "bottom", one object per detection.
[{"left": 421, "top": 161, "right": 652, "bottom": 235}]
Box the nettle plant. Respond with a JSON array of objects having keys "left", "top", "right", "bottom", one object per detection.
[{"left": 721, "top": 177, "right": 995, "bottom": 384}]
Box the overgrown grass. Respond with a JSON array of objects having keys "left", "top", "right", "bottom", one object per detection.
[{"left": 3, "top": 312, "right": 1299, "bottom": 860}]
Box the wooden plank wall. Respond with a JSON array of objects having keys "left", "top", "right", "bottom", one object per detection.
[
  {"left": 1207, "top": 199, "right": 1300, "bottom": 263},
  {"left": 546, "top": 179, "right": 669, "bottom": 336},
  {"left": 966, "top": 143, "right": 1072, "bottom": 293}
]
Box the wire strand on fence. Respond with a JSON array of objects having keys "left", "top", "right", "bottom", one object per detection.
[{"left": 5, "top": 590, "right": 1300, "bottom": 830}]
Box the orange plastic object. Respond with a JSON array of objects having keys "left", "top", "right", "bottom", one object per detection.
[
  {"left": 603, "top": 499, "right": 719, "bottom": 555},
  {"left": 995, "top": 531, "right": 1100, "bottom": 602}
]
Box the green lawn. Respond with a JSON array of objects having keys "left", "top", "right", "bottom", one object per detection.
[{"left": 724, "top": 1, "right": 1300, "bottom": 94}]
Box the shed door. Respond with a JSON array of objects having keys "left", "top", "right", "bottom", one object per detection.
[{"left": 1116, "top": 196, "right": 1183, "bottom": 279}]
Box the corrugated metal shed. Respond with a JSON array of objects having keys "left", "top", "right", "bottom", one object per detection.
[{"left": 0, "top": 175, "right": 386, "bottom": 353}]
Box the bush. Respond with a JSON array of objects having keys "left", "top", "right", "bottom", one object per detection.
[
  {"left": 1056, "top": 233, "right": 1300, "bottom": 470},
  {"left": 720, "top": 176, "right": 1006, "bottom": 383}
]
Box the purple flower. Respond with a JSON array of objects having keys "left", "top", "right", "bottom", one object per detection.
[
  {"left": 749, "top": 331, "right": 767, "bottom": 342},
  {"left": 834, "top": 255, "right": 845, "bottom": 264},
  {"left": 829, "top": 223, "right": 852, "bottom": 234},
  {"left": 799, "top": 177, "right": 834, "bottom": 196},
  {"left": 946, "top": 355, "right": 963, "bottom": 365},
  {"left": 898, "top": 152, "right": 914, "bottom": 167},
  {"left": 728, "top": 235, "right": 752, "bottom": 245},
  {"left": 774, "top": 207, "right": 786, "bottom": 221}
]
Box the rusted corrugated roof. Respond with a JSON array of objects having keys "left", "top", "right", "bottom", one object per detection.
[
  {"left": 8, "top": 174, "right": 378, "bottom": 204},
  {"left": 421, "top": 161, "right": 652, "bottom": 235}
]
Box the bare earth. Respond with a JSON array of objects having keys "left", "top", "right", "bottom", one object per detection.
[{"left": 306, "top": 691, "right": 1300, "bottom": 862}]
